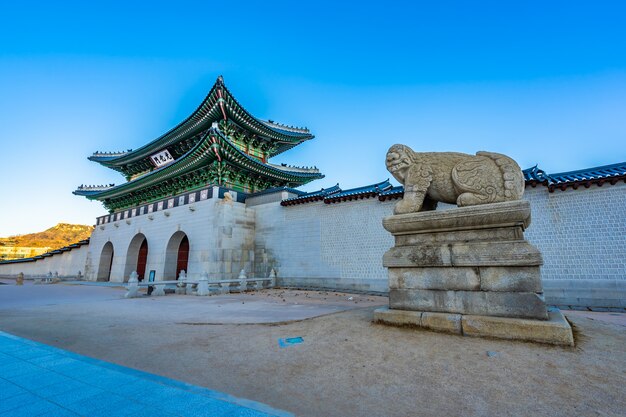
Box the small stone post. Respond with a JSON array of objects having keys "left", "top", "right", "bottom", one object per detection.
[
  {"left": 152, "top": 282, "right": 165, "bottom": 296},
  {"left": 176, "top": 270, "right": 187, "bottom": 295},
  {"left": 16, "top": 273, "right": 24, "bottom": 286},
  {"left": 269, "top": 268, "right": 276, "bottom": 288},
  {"left": 196, "top": 272, "right": 209, "bottom": 296},
  {"left": 125, "top": 271, "right": 139, "bottom": 298},
  {"left": 185, "top": 277, "right": 196, "bottom": 295},
  {"left": 238, "top": 269, "right": 247, "bottom": 292}
]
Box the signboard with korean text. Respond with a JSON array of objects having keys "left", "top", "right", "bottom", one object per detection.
[{"left": 150, "top": 149, "right": 175, "bottom": 167}]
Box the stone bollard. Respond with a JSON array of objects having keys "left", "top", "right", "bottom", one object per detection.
[
  {"left": 175, "top": 270, "right": 187, "bottom": 295},
  {"left": 220, "top": 281, "right": 230, "bottom": 294},
  {"left": 152, "top": 283, "right": 165, "bottom": 296},
  {"left": 255, "top": 279, "right": 264, "bottom": 291},
  {"left": 125, "top": 271, "right": 139, "bottom": 298},
  {"left": 238, "top": 269, "right": 247, "bottom": 292},
  {"left": 196, "top": 273, "right": 209, "bottom": 296},
  {"left": 269, "top": 268, "right": 276, "bottom": 288},
  {"left": 185, "top": 279, "right": 196, "bottom": 295},
  {"left": 16, "top": 273, "right": 24, "bottom": 286}
]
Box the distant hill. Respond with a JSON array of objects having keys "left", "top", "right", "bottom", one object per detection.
[{"left": 0, "top": 223, "right": 94, "bottom": 250}]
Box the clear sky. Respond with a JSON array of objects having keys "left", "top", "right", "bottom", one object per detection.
[{"left": 1, "top": 1, "right": 625, "bottom": 236}]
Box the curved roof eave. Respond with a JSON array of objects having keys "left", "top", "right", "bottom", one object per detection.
[
  {"left": 81, "top": 132, "right": 217, "bottom": 200},
  {"left": 79, "top": 127, "right": 323, "bottom": 201},
  {"left": 90, "top": 76, "right": 314, "bottom": 168},
  {"left": 209, "top": 128, "right": 323, "bottom": 180}
]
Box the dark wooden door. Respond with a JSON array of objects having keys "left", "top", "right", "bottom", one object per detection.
[
  {"left": 137, "top": 239, "right": 148, "bottom": 281},
  {"left": 107, "top": 247, "right": 114, "bottom": 281},
  {"left": 176, "top": 236, "right": 189, "bottom": 278}
]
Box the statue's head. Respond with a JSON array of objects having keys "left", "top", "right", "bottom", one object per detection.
[{"left": 386, "top": 144, "right": 414, "bottom": 183}]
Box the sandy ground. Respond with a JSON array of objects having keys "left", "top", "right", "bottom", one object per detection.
[{"left": 0, "top": 280, "right": 625, "bottom": 417}]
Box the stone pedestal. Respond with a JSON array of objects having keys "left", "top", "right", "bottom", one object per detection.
[{"left": 374, "top": 200, "right": 574, "bottom": 346}]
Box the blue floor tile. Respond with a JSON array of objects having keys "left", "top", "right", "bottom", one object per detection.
[
  {"left": 128, "top": 406, "right": 177, "bottom": 417},
  {"left": 8, "top": 347, "right": 52, "bottom": 360},
  {"left": 0, "top": 401, "right": 61, "bottom": 417},
  {"left": 0, "top": 392, "right": 42, "bottom": 414},
  {"left": 35, "top": 405, "right": 80, "bottom": 417},
  {"left": 80, "top": 399, "right": 145, "bottom": 417},
  {"left": 35, "top": 356, "right": 79, "bottom": 369},
  {"left": 26, "top": 353, "right": 68, "bottom": 365},
  {"left": 39, "top": 379, "right": 96, "bottom": 398},
  {"left": 155, "top": 391, "right": 222, "bottom": 414},
  {"left": 0, "top": 353, "right": 21, "bottom": 364},
  {"left": 0, "top": 361, "right": 42, "bottom": 378},
  {"left": 62, "top": 392, "right": 125, "bottom": 415},
  {"left": 0, "top": 381, "right": 28, "bottom": 400},
  {"left": 0, "top": 331, "right": 291, "bottom": 417},
  {"left": 104, "top": 377, "right": 152, "bottom": 395},
  {"left": 8, "top": 368, "right": 63, "bottom": 390},
  {"left": 48, "top": 385, "right": 106, "bottom": 407}
]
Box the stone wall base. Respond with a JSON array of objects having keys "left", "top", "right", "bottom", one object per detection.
[
  {"left": 543, "top": 279, "right": 626, "bottom": 309},
  {"left": 373, "top": 306, "right": 574, "bottom": 346},
  {"left": 276, "top": 276, "right": 388, "bottom": 294}
]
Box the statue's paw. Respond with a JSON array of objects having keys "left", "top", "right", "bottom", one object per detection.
[
  {"left": 393, "top": 206, "right": 407, "bottom": 215},
  {"left": 394, "top": 199, "right": 421, "bottom": 214},
  {"left": 457, "top": 192, "right": 489, "bottom": 207}
]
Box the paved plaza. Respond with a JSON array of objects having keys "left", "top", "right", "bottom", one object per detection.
[{"left": 0, "top": 280, "right": 625, "bottom": 416}]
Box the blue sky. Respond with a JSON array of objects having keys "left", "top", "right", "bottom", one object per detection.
[{"left": 1, "top": 1, "right": 625, "bottom": 235}]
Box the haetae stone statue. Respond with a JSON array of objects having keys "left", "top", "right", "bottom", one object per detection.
[
  {"left": 385, "top": 144, "right": 525, "bottom": 214},
  {"left": 375, "top": 143, "right": 574, "bottom": 346}
]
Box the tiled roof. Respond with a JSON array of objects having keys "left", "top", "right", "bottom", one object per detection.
[
  {"left": 378, "top": 186, "right": 404, "bottom": 201},
  {"left": 522, "top": 166, "right": 550, "bottom": 185},
  {"left": 281, "top": 180, "right": 395, "bottom": 206},
  {"left": 281, "top": 184, "right": 341, "bottom": 206},
  {"left": 324, "top": 180, "right": 393, "bottom": 204},
  {"left": 524, "top": 162, "right": 626, "bottom": 192}
]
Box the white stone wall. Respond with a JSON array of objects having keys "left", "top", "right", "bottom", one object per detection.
[
  {"left": 524, "top": 182, "right": 626, "bottom": 282},
  {"left": 523, "top": 182, "right": 626, "bottom": 308},
  {"left": 254, "top": 198, "right": 396, "bottom": 292},
  {"left": 0, "top": 244, "right": 89, "bottom": 278}
]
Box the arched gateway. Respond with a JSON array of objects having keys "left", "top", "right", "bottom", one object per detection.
[
  {"left": 96, "top": 241, "right": 114, "bottom": 282},
  {"left": 164, "top": 231, "right": 189, "bottom": 280},
  {"left": 124, "top": 234, "right": 148, "bottom": 282}
]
